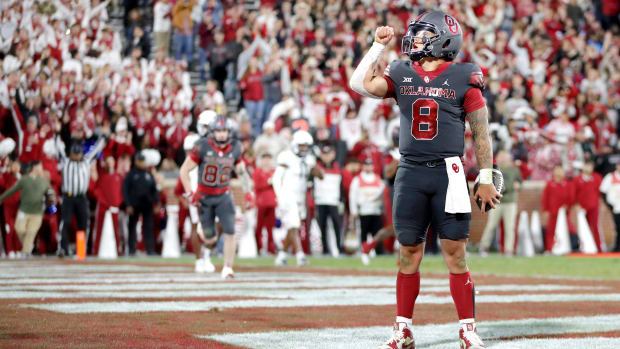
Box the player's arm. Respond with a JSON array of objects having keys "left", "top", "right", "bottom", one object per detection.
[
  {"left": 349, "top": 26, "right": 394, "bottom": 99},
  {"left": 467, "top": 106, "right": 502, "bottom": 211},
  {"left": 179, "top": 156, "right": 198, "bottom": 195},
  {"left": 271, "top": 164, "right": 286, "bottom": 200}
]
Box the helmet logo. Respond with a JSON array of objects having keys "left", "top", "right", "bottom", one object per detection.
[{"left": 444, "top": 15, "right": 458, "bottom": 34}]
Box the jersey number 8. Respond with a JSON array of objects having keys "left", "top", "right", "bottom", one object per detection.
[
  {"left": 411, "top": 99, "right": 439, "bottom": 140},
  {"left": 203, "top": 165, "right": 232, "bottom": 186}
]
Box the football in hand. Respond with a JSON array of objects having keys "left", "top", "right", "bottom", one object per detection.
[{"left": 473, "top": 168, "right": 504, "bottom": 211}]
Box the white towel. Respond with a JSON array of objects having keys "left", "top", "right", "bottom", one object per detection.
[{"left": 444, "top": 157, "right": 472, "bottom": 213}]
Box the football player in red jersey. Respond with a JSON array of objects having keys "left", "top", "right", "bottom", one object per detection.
[
  {"left": 349, "top": 11, "right": 502, "bottom": 349},
  {"left": 179, "top": 115, "right": 245, "bottom": 279}
]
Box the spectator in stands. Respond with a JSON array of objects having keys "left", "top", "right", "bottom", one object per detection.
[
  {"left": 198, "top": 12, "right": 216, "bottom": 82},
  {"left": 201, "top": 80, "right": 226, "bottom": 115},
  {"left": 172, "top": 0, "right": 196, "bottom": 65},
  {"left": 349, "top": 158, "right": 385, "bottom": 251},
  {"left": 252, "top": 152, "right": 277, "bottom": 255},
  {"left": 153, "top": 0, "right": 173, "bottom": 56},
  {"left": 207, "top": 31, "right": 231, "bottom": 93},
  {"left": 19, "top": 116, "right": 45, "bottom": 163},
  {"left": 0, "top": 158, "right": 21, "bottom": 257},
  {"left": 261, "top": 57, "right": 285, "bottom": 122},
  {"left": 314, "top": 144, "right": 343, "bottom": 255},
  {"left": 123, "top": 152, "right": 159, "bottom": 256},
  {"left": 124, "top": 27, "right": 150, "bottom": 59},
  {"left": 253, "top": 121, "right": 287, "bottom": 158},
  {"left": 600, "top": 163, "right": 620, "bottom": 252},
  {"left": 239, "top": 57, "right": 265, "bottom": 136},
  {"left": 542, "top": 165, "right": 576, "bottom": 253},
  {"left": 0, "top": 161, "right": 52, "bottom": 257},
  {"left": 479, "top": 151, "right": 522, "bottom": 256}
]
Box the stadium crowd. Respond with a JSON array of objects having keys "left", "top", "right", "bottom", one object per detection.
[{"left": 0, "top": 0, "right": 619, "bottom": 259}]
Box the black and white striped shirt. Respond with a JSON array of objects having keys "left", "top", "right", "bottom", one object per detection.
[{"left": 55, "top": 136, "right": 106, "bottom": 197}]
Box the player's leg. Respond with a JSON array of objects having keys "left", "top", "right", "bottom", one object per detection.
[
  {"left": 196, "top": 198, "right": 217, "bottom": 273},
  {"left": 215, "top": 192, "right": 237, "bottom": 279},
  {"left": 276, "top": 201, "right": 305, "bottom": 265},
  {"left": 431, "top": 170, "right": 483, "bottom": 349},
  {"left": 380, "top": 164, "right": 430, "bottom": 349},
  {"left": 362, "top": 225, "right": 395, "bottom": 257}
]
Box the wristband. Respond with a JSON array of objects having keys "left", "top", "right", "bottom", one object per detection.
[{"left": 479, "top": 168, "right": 493, "bottom": 184}]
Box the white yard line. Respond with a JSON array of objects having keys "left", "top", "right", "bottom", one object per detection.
[
  {"left": 0, "top": 283, "right": 601, "bottom": 292},
  {"left": 21, "top": 292, "right": 620, "bottom": 312},
  {"left": 200, "top": 315, "right": 620, "bottom": 349}
]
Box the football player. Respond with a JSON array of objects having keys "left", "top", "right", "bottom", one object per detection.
[
  {"left": 349, "top": 11, "right": 502, "bottom": 349},
  {"left": 179, "top": 114, "right": 245, "bottom": 279},
  {"left": 272, "top": 130, "right": 323, "bottom": 266}
]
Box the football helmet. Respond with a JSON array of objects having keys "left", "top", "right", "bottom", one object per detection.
[
  {"left": 402, "top": 11, "right": 463, "bottom": 62},
  {"left": 208, "top": 114, "right": 233, "bottom": 146},
  {"left": 197, "top": 110, "right": 217, "bottom": 137},
  {"left": 291, "top": 130, "right": 313, "bottom": 157},
  {"left": 183, "top": 133, "right": 200, "bottom": 151}
]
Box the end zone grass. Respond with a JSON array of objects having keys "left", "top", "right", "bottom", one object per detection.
[{"left": 120, "top": 253, "right": 620, "bottom": 279}]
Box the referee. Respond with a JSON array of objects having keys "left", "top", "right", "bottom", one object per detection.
[{"left": 55, "top": 127, "right": 108, "bottom": 257}]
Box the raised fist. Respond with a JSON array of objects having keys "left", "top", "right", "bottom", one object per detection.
[{"left": 375, "top": 26, "right": 394, "bottom": 46}]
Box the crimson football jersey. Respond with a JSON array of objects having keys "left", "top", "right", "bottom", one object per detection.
[
  {"left": 189, "top": 138, "right": 242, "bottom": 195},
  {"left": 383, "top": 60, "right": 486, "bottom": 161}
]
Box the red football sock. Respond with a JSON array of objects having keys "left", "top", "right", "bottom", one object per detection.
[
  {"left": 367, "top": 239, "right": 377, "bottom": 250},
  {"left": 450, "top": 272, "right": 475, "bottom": 320},
  {"left": 396, "top": 271, "right": 420, "bottom": 319}
]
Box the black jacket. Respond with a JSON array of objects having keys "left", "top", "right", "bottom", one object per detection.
[{"left": 122, "top": 168, "right": 158, "bottom": 208}]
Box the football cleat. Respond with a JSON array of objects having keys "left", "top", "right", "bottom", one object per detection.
[
  {"left": 361, "top": 253, "right": 370, "bottom": 266},
  {"left": 194, "top": 259, "right": 206, "bottom": 273},
  {"left": 379, "top": 322, "right": 415, "bottom": 349},
  {"left": 362, "top": 241, "right": 373, "bottom": 254},
  {"left": 221, "top": 266, "right": 234, "bottom": 279},
  {"left": 202, "top": 257, "right": 216, "bottom": 273},
  {"left": 275, "top": 251, "right": 288, "bottom": 266},
  {"left": 459, "top": 325, "right": 485, "bottom": 349},
  {"left": 296, "top": 252, "right": 308, "bottom": 266}
]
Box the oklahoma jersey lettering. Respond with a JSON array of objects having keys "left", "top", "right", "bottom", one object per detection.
[
  {"left": 189, "top": 137, "right": 242, "bottom": 194},
  {"left": 383, "top": 60, "right": 486, "bottom": 161}
]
